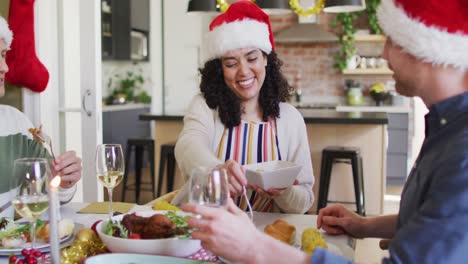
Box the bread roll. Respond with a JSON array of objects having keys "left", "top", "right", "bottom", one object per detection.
[
  {"left": 36, "top": 219, "right": 75, "bottom": 241},
  {"left": 264, "top": 219, "right": 296, "bottom": 245}
]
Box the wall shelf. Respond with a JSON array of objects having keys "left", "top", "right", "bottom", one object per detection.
[
  {"left": 342, "top": 68, "right": 393, "bottom": 75},
  {"left": 355, "top": 34, "right": 386, "bottom": 42}
]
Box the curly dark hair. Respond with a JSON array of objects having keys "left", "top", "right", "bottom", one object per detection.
[{"left": 199, "top": 51, "right": 292, "bottom": 128}]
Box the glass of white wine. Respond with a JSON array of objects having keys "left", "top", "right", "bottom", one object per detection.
[
  {"left": 11, "top": 158, "right": 51, "bottom": 249},
  {"left": 95, "top": 144, "right": 124, "bottom": 219},
  {"left": 189, "top": 167, "right": 229, "bottom": 208}
]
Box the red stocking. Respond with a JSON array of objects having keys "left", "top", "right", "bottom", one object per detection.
[{"left": 6, "top": 0, "right": 49, "bottom": 93}]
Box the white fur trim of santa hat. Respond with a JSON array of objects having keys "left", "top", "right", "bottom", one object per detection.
[
  {"left": 202, "top": 19, "right": 272, "bottom": 63},
  {"left": 0, "top": 16, "right": 13, "bottom": 49},
  {"left": 377, "top": 0, "right": 468, "bottom": 69}
]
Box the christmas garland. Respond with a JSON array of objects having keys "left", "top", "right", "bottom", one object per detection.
[
  {"left": 216, "top": 0, "right": 256, "bottom": 13},
  {"left": 289, "top": 0, "right": 325, "bottom": 17}
]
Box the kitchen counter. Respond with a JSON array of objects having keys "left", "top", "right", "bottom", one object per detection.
[
  {"left": 103, "top": 103, "right": 150, "bottom": 112},
  {"left": 336, "top": 105, "right": 411, "bottom": 113},
  {"left": 140, "top": 110, "right": 388, "bottom": 124},
  {"left": 142, "top": 110, "right": 387, "bottom": 215}
]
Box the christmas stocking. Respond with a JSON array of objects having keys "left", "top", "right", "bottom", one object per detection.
[{"left": 6, "top": 0, "right": 49, "bottom": 93}]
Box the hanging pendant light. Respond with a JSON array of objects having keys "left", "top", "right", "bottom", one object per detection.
[
  {"left": 323, "top": 0, "right": 366, "bottom": 13},
  {"left": 187, "top": 0, "right": 218, "bottom": 13},
  {"left": 256, "top": 0, "right": 292, "bottom": 15}
]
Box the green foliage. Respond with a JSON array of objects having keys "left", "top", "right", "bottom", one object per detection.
[
  {"left": 135, "top": 91, "right": 152, "bottom": 104},
  {"left": 113, "top": 71, "right": 145, "bottom": 101},
  {"left": 332, "top": 13, "right": 357, "bottom": 70},
  {"left": 106, "top": 67, "right": 151, "bottom": 104},
  {"left": 365, "top": 0, "right": 382, "bottom": 34},
  {"left": 331, "top": 0, "right": 382, "bottom": 70}
]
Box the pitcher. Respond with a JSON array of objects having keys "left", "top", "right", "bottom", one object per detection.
[{"left": 346, "top": 55, "right": 361, "bottom": 70}]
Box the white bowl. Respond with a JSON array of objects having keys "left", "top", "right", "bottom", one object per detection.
[
  {"left": 244, "top": 160, "right": 302, "bottom": 190},
  {"left": 96, "top": 211, "right": 201, "bottom": 257}
]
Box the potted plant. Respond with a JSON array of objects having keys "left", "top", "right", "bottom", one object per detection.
[
  {"left": 369, "top": 82, "right": 389, "bottom": 106},
  {"left": 105, "top": 67, "right": 152, "bottom": 105}
]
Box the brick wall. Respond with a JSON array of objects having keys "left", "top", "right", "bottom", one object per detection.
[{"left": 270, "top": 13, "right": 393, "bottom": 103}]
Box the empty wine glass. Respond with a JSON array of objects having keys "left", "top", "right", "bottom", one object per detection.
[
  {"left": 189, "top": 167, "right": 229, "bottom": 208},
  {"left": 10, "top": 158, "right": 51, "bottom": 249},
  {"left": 95, "top": 144, "right": 124, "bottom": 219}
]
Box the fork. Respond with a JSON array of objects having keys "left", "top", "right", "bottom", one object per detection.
[{"left": 34, "top": 127, "right": 57, "bottom": 162}]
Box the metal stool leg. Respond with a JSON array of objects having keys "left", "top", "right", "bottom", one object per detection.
[
  {"left": 318, "top": 151, "right": 333, "bottom": 213},
  {"left": 135, "top": 145, "right": 143, "bottom": 204},
  {"left": 157, "top": 146, "right": 167, "bottom": 197},
  {"left": 149, "top": 143, "right": 156, "bottom": 199},
  {"left": 167, "top": 152, "right": 176, "bottom": 193},
  {"left": 122, "top": 144, "right": 132, "bottom": 202},
  {"left": 322, "top": 156, "right": 334, "bottom": 210},
  {"left": 351, "top": 155, "right": 364, "bottom": 216}
]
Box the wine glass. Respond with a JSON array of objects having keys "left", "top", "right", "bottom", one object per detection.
[
  {"left": 188, "top": 167, "right": 229, "bottom": 208},
  {"left": 11, "top": 158, "right": 51, "bottom": 249},
  {"left": 95, "top": 144, "right": 125, "bottom": 219}
]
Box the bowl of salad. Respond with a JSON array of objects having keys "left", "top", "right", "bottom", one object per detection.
[{"left": 95, "top": 210, "right": 200, "bottom": 257}]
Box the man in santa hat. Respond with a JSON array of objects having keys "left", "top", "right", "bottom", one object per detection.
[
  {"left": 182, "top": 0, "right": 468, "bottom": 263},
  {"left": 0, "top": 15, "right": 82, "bottom": 217}
]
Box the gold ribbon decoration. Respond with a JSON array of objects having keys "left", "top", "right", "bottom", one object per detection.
[
  {"left": 216, "top": 0, "right": 256, "bottom": 13},
  {"left": 289, "top": 0, "right": 325, "bottom": 17}
]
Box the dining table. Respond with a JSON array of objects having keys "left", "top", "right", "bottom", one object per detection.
[{"left": 0, "top": 202, "right": 355, "bottom": 263}]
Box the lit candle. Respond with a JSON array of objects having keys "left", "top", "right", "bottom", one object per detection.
[{"left": 49, "top": 176, "right": 61, "bottom": 264}]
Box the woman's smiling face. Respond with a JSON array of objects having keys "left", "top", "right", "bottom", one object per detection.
[{"left": 221, "top": 47, "right": 267, "bottom": 103}]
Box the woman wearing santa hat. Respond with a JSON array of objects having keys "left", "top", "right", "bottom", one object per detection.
[
  {"left": 182, "top": 0, "right": 468, "bottom": 263},
  {"left": 172, "top": 0, "right": 314, "bottom": 214},
  {"left": 0, "top": 15, "right": 82, "bottom": 217}
]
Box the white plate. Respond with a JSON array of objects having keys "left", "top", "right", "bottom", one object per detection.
[
  {"left": 257, "top": 224, "right": 343, "bottom": 257},
  {"left": 96, "top": 210, "right": 201, "bottom": 257},
  {"left": 85, "top": 253, "right": 209, "bottom": 264},
  {"left": 0, "top": 232, "right": 73, "bottom": 256}
]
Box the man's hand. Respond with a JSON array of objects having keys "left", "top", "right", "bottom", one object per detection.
[
  {"left": 317, "top": 204, "right": 368, "bottom": 238},
  {"left": 52, "top": 151, "right": 82, "bottom": 189},
  {"left": 182, "top": 198, "right": 261, "bottom": 264}
]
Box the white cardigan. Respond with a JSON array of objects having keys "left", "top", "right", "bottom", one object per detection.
[{"left": 172, "top": 95, "right": 315, "bottom": 213}]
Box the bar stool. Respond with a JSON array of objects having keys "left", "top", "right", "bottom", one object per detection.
[
  {"left": 317, "top": 146, "right": 365, "bottom": 216},
  {"left": 122, "top": 138, "right": 156, "bottom": 204},
  {"left": 157, "top": 143, "right": 176, "bottom": 197}
]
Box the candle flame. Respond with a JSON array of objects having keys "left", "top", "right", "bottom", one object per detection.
[{"left": 51, "top": 176, "right": 61, "bottom": 188}]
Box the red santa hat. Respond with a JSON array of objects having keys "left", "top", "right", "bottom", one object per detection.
[
  {"left": 377, "top": 0, "right": 468, "bottom": 69},
  {"left": 0, "top": 16, "right": 13, "bottom": 49},
  {"left": 202, "top": 0, "right": 274, "bottom": 63}
]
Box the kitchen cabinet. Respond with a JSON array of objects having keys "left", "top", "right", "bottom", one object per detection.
[
  {"left": 386, "top": 113, "right": 409, "bottom": 185},
  {"left": 101, "top": 0, "right": 131, "bottom": 60},
  {"left": 131, "top": 0, "right": 150, "bottom": 32},
  {"left": 101, "top": 0, "right": 150, "bottom": 60},
  {"left": 141, "top": 111, "right": 388, "bottom": 215}
]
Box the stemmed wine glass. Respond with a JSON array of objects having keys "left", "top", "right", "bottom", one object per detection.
[
  {"left": 11, "top": 158, "right": 51, "bottom": 249},
  {"left": 189, "top": 167, "right": 229, "bottom": 208},
  {"left": 95, "top": 144, "right": 125, "bottom": 219}
]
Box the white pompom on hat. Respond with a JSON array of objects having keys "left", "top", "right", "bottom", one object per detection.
[
  {"left": 0, "top": 16, "right": 13, "bottom": 48},
  {"left": 377, "top": 0, "right": 468, "bottom": 69},
  {"left": 202, "top": 0, "right": 274, "bottom": 63}
]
